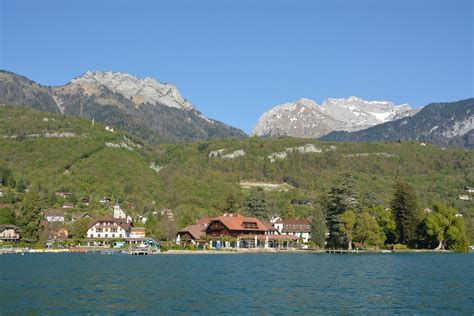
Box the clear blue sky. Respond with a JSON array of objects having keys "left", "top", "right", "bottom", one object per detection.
[{"left": 1, "top": 0, "right": 472, "bottom": 133}]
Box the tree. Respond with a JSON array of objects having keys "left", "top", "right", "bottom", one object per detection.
[
  {"left": 244, "top": 187, "right": 269, "bottom": 221},
  {"left": 354, "top": 212, "right": 385, "bottom": 249},
  {"left": 324, "top": 174, "right": 360, "bottom": 248},
  {"left": 424, "top": 201, "right": 455, "bottom": 250},
  {"left": 18, "top": 190, "right": 43, "bottom": 242},
  {"left": 71, "top": 218, "right": 91, "bottom": 239},
  {"left": 369, "top": 205, "right": 397, "bottom": 244},
  {"left": 390, "top": 179, "right": 420, "bottom": 246},
  {"left": 223, "top": 192, "right": 238, "bottom": 213},
  {"left": 0, "top": 207, "right": 16, "bottom": 225},
  {"left": 445, "top": 216, "right": 469, "bottom": 252},
  {"left": 339, "top": 210, "right": 356, "bottom": 251},
  {"left": 311, "top": 208, "right": 326, "bottom": 248},
  {"left": 281, "top": 202, "right": 296, "bottom": 219}
]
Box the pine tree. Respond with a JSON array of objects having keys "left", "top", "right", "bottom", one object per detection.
[
  {"left": 223, "top": 192, "right": 238, "bottom": 213},
  {"left": 18, "top": 189, "right": 43, "bottom": 242},
  {"left": 324, "top": 174, "right": 360, "bottom": 248},
  {"left": 244, "top": 187, "right": 269, "bottom": 221},
  {"left": 390, "top": 179, "right": 419, "bottom": 246},
  {"left": 311, "top": 208, "right": 326, "bottom": 248}
]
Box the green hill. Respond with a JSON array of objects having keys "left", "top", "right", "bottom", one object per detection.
[{"left": 0, "top": 105, "right": 473, "bottom": 241}]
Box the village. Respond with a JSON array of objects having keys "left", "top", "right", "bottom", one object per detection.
[{"left": 0, "top": 189, "right": 315, "bottom": 255}]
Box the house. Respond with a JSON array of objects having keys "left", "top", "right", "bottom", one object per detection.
[
  {"left": 458, "top": 195, "right": 471, "bottom": 201},
  {"left": 176, "top": 218, "right": 211, "bottom": 246},
  {"left": 0, "top": 224, "right": 21, "bottom": 241},
  {"left": 86, "top": 217, "right": 131, "bottom": 240},
  {"left": 113, "top": 201, "right": 132, "bottom": 223},
  {"left": 49, "top": 226, "right": 69, "bottom": 240},
  {"left": 71, "top": 212, "right": 92, "bottom": 222},
  {"left": 137, "top": 215, "right": 148, "bottom": 224},
  {"left": 130, "top": 227, "right": 146, "bottom": 238},
  {"left": 80, "top": 197, "right": 90, "bottom": 206},
  {"left": 205, "top": 213, "right": 299, "bottom": 248},
  {"left": 100, "top": 197, "right": 112, "bottom": 205},
  {"left": 0, "top": 188, "right": 5, "bottom": 197},
  {"left": 466, "top": 187, "right": 474, "bottom": 193},
  {"left": 61, "top": 202, "right": 75, "bottom": 209},
  {"left": 161, "top": 209, "right": 174, "bottom": 221},
  {"left": 43, "top": 209, "right": 65, "bottom": 222},
  {"left": 56, "top": 192, "right": 72, "bottom": 198},
  {"left": 274, "top": 218, "right": 312, "bottom": 243}
]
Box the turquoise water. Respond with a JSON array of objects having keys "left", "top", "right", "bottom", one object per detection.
[{"left": 0, "top": 253, "right": 473, "bottom": 314}]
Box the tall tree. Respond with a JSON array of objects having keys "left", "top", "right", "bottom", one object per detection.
[
  {"left": 0, "top": 207, "right": 16, "bottom": 225},
  {"left": 445, "top": 216, "right": 469, "bottom": 252},
  {"left": 390, "top": 179, "right": 419, "bottom": 246},
  {"left": 369, "top": 205, "right": 397, "bottom": 245},
  {"left": 223, "top": 192, "right": 238, "bottom": 213},
  {"left": 324, "top": 174, "right": 360, "bottom": 248},
  {"left": 311, "top": 208, "right": 326, "bottom": 248},
  {"left": 18, "top": 189, "right": 43, "bottom": 242},
  {"left": 339, "top": 210, "right": 356, "bottom": 251},
  {"left": 244, "top": 187, "right": 269, "bottom": 221}
]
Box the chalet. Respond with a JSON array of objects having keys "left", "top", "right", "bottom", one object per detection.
[
  {"left": 86, "top": 217, "right": 131, "bottom": 240},
  {"left": 206, "top": 213, "right": 268, "bottom": 238},
  {"left": 80, "top": 197, "right": 90, "bottom": 206},
  {"left": 274, "top": 218, "right": 312, "bottom": 243},
  {"left": 0, "top": 224, "right": 21, "bottom": 241},
  {"left": 61, "top": 202, "right": 75, "bottom": 209},
  {"left": 43, "top": 209, "right": 65, "bottom": 222},
  {"left": 48, "top": 226, "right": 69, "bottom": 240},
  {"left": 176, "top": 218, "right": 211, "bottom": 246}
]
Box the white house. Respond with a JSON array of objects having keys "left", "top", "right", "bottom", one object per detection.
[
  {"left": 274, "top": 219, "right": 312, "bottom": 243},
  {"left": 466, "top": 187, "right": 474, "bottom": 193},
  {"left": 86, "top": 217, "right": 131, "bottom": 240},
  {"left": 458, "top": 195, "right": 471, "bottom": 201},
  {"left": 0, "top": 188, "right": 5, "bottom": 197},
  {"left": 113, "top": 201, "right": 132, "bottom": 223},
  {"left": 43, "top": 209, "right": 65, "bottom": 222}
]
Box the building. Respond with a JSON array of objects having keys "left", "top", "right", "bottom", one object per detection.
[
  {"left": 100, "top": 197, "right": 112, "bottom": 205},
  {"left": 86, "top": 217, "right": 131, "bottom": 240},
  {"left": 80, "top": 197, "right": 90, "bottom": 206},
  {"left": 0, "top": 224, "right": 21, "bottom": 241},
  {"left": 130, "top": 227, "right": 146, "bottom": 238},
  {"left": 48, "top": 226, "right": 69, "bottom": 240},
  {"left": 71, "top": 212, "right": 92, "bottom": 222},
  {"left": 113, "top": 201, "right": 132, "bottom": 223},
  {"left": 465, "top": 187, "right": 474, "bottom": 193},
  {"left": 43, "top": 209, "right": 65, "bottom": 223},
  {"left": 0, "top": 188, "right": 5, "bottom": 197},
  {"left": 458, "top": 195, "right": 472, "bottom": 201},
  {"left": 176, "top": 218, "right": 211, "bottom": 246},
  {"left": 61, "top": 202, "right": 75, "bottom": 209},
  {"left": 274, "top": 219, "right": 312, "bottom": 243},
  {"left": 56, "top": 192, "right": 73, "bottom": 198}
]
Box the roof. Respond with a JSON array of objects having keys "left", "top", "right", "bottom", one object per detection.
[
  {"left": 131, "top": 227, "right": 146, "bottom": 232},
  {"left": 262, "top": 221, "right": 278, "bottom": 232},
  {"left": 210, "top": 213, "right": 268, "bottom": 232},
  {"left": 44, "top": 209, "right": 65, "bottom": 217},
  {"left": 0, "top": 224, "right": 21, "bottom": 233},
  {"left": 281, "top": 219, "right": 312, "bottom": 233},
  {"left": 88, "top": 217, "right": 131, "bottom": 231},
  {"left": 196, "top": 217, "right": 212, "bottom": 226},
  {"left": 179, "top": 224, "right": 207, "bottom": 240}
]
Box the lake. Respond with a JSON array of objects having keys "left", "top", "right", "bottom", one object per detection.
[{"left": 0, "top": 252, "right": 473, "bottom": 314}]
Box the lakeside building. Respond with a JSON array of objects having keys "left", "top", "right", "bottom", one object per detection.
[
  {"left": 86, "top": 216, "right": 148, "bottom": 245},
  {"left": 0, "top": 224, "right": 21, "bottom": 242},
  {"left": 273, "top": 218, "right": 312, "bottom": 243},
  {"left": 176, "top": 213, "right": 299, "bottom": 249},
  {"left": 113, "top": 201, "right": 132, "bottom": 223}
]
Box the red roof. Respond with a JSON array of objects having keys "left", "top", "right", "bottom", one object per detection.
[{"left": 210, "top": 213, "right": 267, "bottom": 232}]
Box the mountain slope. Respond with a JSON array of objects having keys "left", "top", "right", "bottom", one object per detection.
[
  {"left": 0, "top": 106, "right": 473, "bottom": 240},
  {"left": 321, "top": 98, "right": 474, "bottom": 147},
  {"left": 0, "top": 70, "right": 246, "bottom": 143},
  {"left": 252, "top": 96, "right": 415, "bottom": 138}
]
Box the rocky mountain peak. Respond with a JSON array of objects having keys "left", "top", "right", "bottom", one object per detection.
[
  {"left": 71, "top": 71, "right": 195, "bottom": 110},
  {"left": 252, "top": 96, "right": 416, "bottom": 138}
]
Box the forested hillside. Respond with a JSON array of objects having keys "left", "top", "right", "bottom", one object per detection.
[{"left": 0, "top": 106, "right": 473, "bottom": 241}]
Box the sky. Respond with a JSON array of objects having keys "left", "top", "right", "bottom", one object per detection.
[{"left": 1, "top": 0, "right": 472, "bottom": 133}]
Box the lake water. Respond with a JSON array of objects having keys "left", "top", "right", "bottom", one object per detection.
[{"left": 0, "top": 252, "right": 473, "bottom": 314}]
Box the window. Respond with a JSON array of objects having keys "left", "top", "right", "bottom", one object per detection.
[
  {"left": 105, "top": 234, "right": 108, "bottom": 238},
  {"left": 112, "top": 234, "right": 115, "bottom": 238},
  {"left": 242, "top": 222, "right": 258, "bottom": 229},
  {"left": 111, "top": 228, "right": 117, "bottom": 233},
  {"left": 307, "top": 225, "right": 311, "bottom": 229},
  {"left": 119, "top": 234, "right": 122, "bottom": 237},
  {"left": 96, "top": 228, "right": 103, "bottom": 233},
  {"left": 285, "top": 225, "right": 289, "bottom": 229},
  {"left": 292, "top": 225, "right": 296, "bottom": 228},
  {"left": 98, "top": 234, "right": 101, "bottom": 238},
  {"left": 300, "top": 225, "right": 303, "bottom": 228}
]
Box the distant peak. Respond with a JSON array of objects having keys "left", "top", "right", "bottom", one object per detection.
[{"left": 71, "top": 71, "right": 195, "bottom": 110}]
